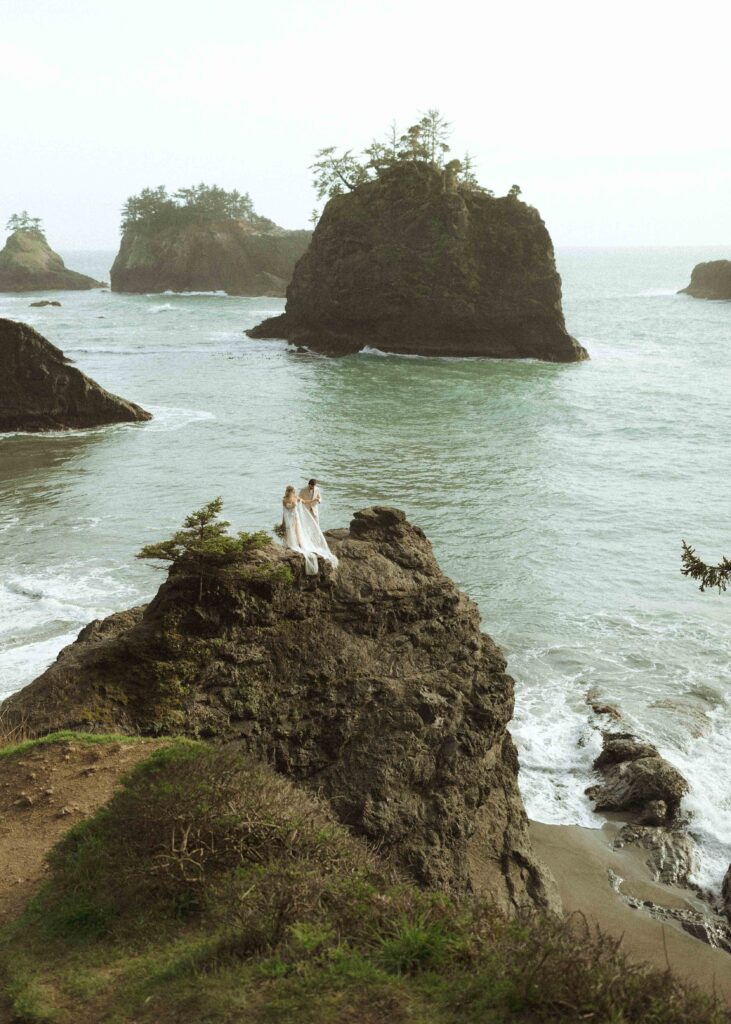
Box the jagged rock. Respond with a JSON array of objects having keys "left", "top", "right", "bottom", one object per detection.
[
  {"left": 635, "top": 800, "right": 669, "bottom": 827},
  {"left": 0, "top": 319, "right": 152, "bottom": 431},
  {"left": 2, "top": 506, "right": 559, "bottom": 915},
  {"left": 586, "top": 731, "right": 688, "bottom": 821},
  {"left": 29, "top": 300, "right": 61, "bottom": 307},
  {"left": 679, "top": 917, "right": 731, "bottom": 953},
  {"left": 593, "top": 733, "right": 660, "bottom": 770},
  {"left": 111, "top": 220, "right": 310, "bottom": 296},
  {"left": 0, "top": 230, "right": 104, "bottom": 291},
  {"left": 722, "top": 865, "right": 731, "bottom": 921},
  {"left": 590, "top": 702, "right": 622, "bottom": 720},
  {"left": 614, "top": 824, "right": 699, "bottom": 886},
  {"left": 247, "top": 162, "right": 588, "bottom": 362},
  {"left": 679, "top": 260, "right": 731, "bottom": 300}
]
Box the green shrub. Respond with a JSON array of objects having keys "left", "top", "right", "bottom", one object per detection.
[{"left": 2, "top": 743, "right": 727, "bottom": 1023}]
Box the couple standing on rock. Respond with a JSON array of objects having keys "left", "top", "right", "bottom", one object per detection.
[{"left": 281, "top": 478, "right": 339, "bottom": 576}]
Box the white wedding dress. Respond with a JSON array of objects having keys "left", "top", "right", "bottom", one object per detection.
[{"left": 282, "top": 501, "right": 338, "bottom": 575}]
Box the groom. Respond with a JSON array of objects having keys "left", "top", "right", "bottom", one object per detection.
[{"left": 299, "top": 478, "right": 322, "bottom": 523}]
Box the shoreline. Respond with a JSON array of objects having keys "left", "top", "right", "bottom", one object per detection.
[{"left": 530, "top": 820, "right": 731, "bottom": 1002}]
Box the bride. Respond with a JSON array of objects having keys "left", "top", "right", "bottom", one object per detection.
[{"left": 281, "top": 485, "right": 338, "bottom": 575}]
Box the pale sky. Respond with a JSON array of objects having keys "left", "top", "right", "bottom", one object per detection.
[{"left": 2, "top": 0, "right": 729, "bottom": 250}]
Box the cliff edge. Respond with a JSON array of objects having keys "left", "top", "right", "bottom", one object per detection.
[
  {"left": 0, "top": 319, "right": 151, "bottom": 431},
  {"left": 110, "top": 220, "right": 311, "bottom": 296},
  {"left": 0, "top": 230, "right": 104, "bottom": 291},
  {"left": 3, "top": 506, "right": 558, "bottom": 914},
  {"left": 247, "top": 163, "right": 587, "bottom": 361}
]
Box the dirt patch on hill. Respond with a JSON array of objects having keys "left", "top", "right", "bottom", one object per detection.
[{"left": 0, "top": 738, "right": 165, "bottom": 926}]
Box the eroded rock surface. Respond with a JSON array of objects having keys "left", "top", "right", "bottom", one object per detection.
[
  {"left": 614, "top": 824, "right": 699, "bottom": 887},
  {"left": 586, "top": 732, "right": 688, "bottom": 822},
  {"left": 111, "top": 220, "right": 310, "bottom": 295},
  {"left": 0, "top": 319, "right": 151, "bottom": 431},
  {"left": 247, "top": 162, "right": 588, "bottom": 362},
  {"left": 679, "top": 260, "right": 731, "bottom": 300},
  {"left": 722, "top": 866, "right": 731, "bottom": 922},
  {"left": 3, "top": 506, "right": 558, "bottom": 914},
  {"left": 0, "top": 231, "right": 104, "bottom": 291}
]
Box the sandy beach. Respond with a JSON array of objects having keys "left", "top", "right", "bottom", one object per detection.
[{"left": 531, "top": 821, "right": 731, "bottom": 1002}]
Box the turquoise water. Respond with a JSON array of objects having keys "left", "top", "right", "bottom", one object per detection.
[{"left": 1, "top": 246, "right": 729, "bottom": 891}]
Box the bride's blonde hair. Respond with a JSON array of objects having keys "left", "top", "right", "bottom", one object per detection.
[{"left": 283, "top": 485, "right": 296, "bottom": 503}]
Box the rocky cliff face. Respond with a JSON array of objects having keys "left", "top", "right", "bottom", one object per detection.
[
  {"left": 247, "top": 163, "right": 587, "bottom": 361},
  {"left": 0, "top": 319, "right": 151, "bottom": 431},
  {"left": 679, "top": 260, "right": 731, "bottom": 300},
  {"left": 110, "top": 220, "right": 311, "bottom": 295},
  {"left": 0, "top": 231, "right": 104, "bottom": 291},
  {"left": 3, "top": 506, "right": 558, "bottom": 914}
]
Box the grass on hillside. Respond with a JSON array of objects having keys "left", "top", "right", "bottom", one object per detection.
[
  {"left": 0, "top": 729, "right": 144, "bottom": 761},
  {"left": 0, "top": 741, "right": 727, "bottom": 1024}
]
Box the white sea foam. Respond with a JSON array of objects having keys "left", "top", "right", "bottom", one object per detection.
[
  {"left": 0, "top": 561, "right": 142, "bottom": 698},
  {"left": 144, "top": 406, "right": 215, "bottom": 431},
  {"left": 512, "top": 684, "right": 605, "bottom": 829},
  {"left": 0, "top": 632, "right": 77, "bottom": 701},
  {"left": 159, "top": 290, "right": 229, "bottom": 297}
]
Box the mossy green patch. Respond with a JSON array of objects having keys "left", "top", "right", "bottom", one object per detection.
[{"left": 0, "top": 730, "right": 144, "bottom": 761}]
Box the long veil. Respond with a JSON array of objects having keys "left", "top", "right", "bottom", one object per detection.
[{"left": 283, "top": 502, "right": 339, "bottom": 575}]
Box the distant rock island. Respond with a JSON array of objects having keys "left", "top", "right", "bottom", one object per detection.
[
  {"left": 679, "top": 260, "right": 731, "bottom": 300},
  {"left": 0, "top": 217, "right": 104, "bottom": 292},
  {"left": 248, "top": 115, "right": 587, "bottom": 361},
  {"left": 0, "top": 318, "right": 151, "bottom": 431},
  {"left": 110, "top": 183, "right": 310, "bottom": 295}
]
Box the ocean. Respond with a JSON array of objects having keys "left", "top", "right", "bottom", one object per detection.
[{"left": 1, "top": 246, "right": 729, "bottom": 894}]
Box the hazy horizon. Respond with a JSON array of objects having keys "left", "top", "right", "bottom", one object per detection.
[{"left": 3, "top": 0, "right": 729, "bottom": 250}]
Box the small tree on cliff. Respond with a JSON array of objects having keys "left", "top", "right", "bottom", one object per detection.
[
  {"left": 681, "top": 541, "right": 731, "bottom": 592},
  {"left": 6, "top": 211, "right": 44, "bottom": 236},
  {"left": 137, "top": 498, "right": 283, "bottom": 602},
  {"left": 311, "top": 109, "right": 465, "bottom": 201},
  {"left": 310, "top": 148, "right": 371, "bottom": 200}
]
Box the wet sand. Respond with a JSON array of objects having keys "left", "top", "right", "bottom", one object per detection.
[{"left": 530, "top": 821, "right": 731, "bottom": 1002}]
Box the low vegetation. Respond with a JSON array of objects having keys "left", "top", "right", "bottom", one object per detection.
[
  {"left": 0, "top": 740, "right": 725, "bottom": 1024},
  {"left": 120, "top": 183, "right": 276, "bottom": 233},
  {"left": 0, "top": 729, "right": 143, "bottom": 761},
  {"left": 137, "top": 497, "right": 292, "bottom": 601}
]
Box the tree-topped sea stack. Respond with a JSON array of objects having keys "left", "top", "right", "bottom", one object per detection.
[
  {"left": 679, "top": 260, "right": 731, "bottom": 300},
  {"left": 110, "top": 183, "right": 310, "bottom": 296},
  {"left": 248, "top": 112, "right": 587, "bottom": 361},
  {"left": 0, "top": 213, "right": 104, "bottom": 292},
  {"left": 0, "top": 318, "right": 151, "bottom": 431}
]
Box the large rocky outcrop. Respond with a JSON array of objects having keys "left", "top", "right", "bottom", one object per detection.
[
  {"left": 3, "top": 506, "right": 558, "bottom": 914},
  {"left": 247, "top": 163, "right": 587, "bottom": 361},
  {"left": 679, "top": 260, "right": 731, "bottom": 300},
  {"left": 110, "top": 220, "right": 310, "bottom": 296},
  {"left": 0, "top": 231, "right": 104, "bottom": 291},
  {"left": 0, "top": 319, "right": 151, "bottom": 431},
  {"left": 586, "top": 732, "right": 689, "bottom": 823}
]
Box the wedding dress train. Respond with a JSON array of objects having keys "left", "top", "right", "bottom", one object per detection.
[{"left": 282, "top": 501, "right": 338, "bottom": 575}]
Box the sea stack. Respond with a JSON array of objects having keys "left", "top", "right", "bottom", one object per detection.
[
  {"left": 0, "top": 230, "right": 104, "bottom": 291},
  {"left": 2, "top": 506, "right": 559, "bottom": 914},
  {"left": 111, "top": 219, "right": 310, "bottom": 296},
  {"left": 679, "top": 260, "right": 731, "bottom": 300},
  {"left": 0, "top": 318, "right": 151, "bottom": 431},
  {"left": 247, "top": 163, "right": 587, "bottom": 362}
]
